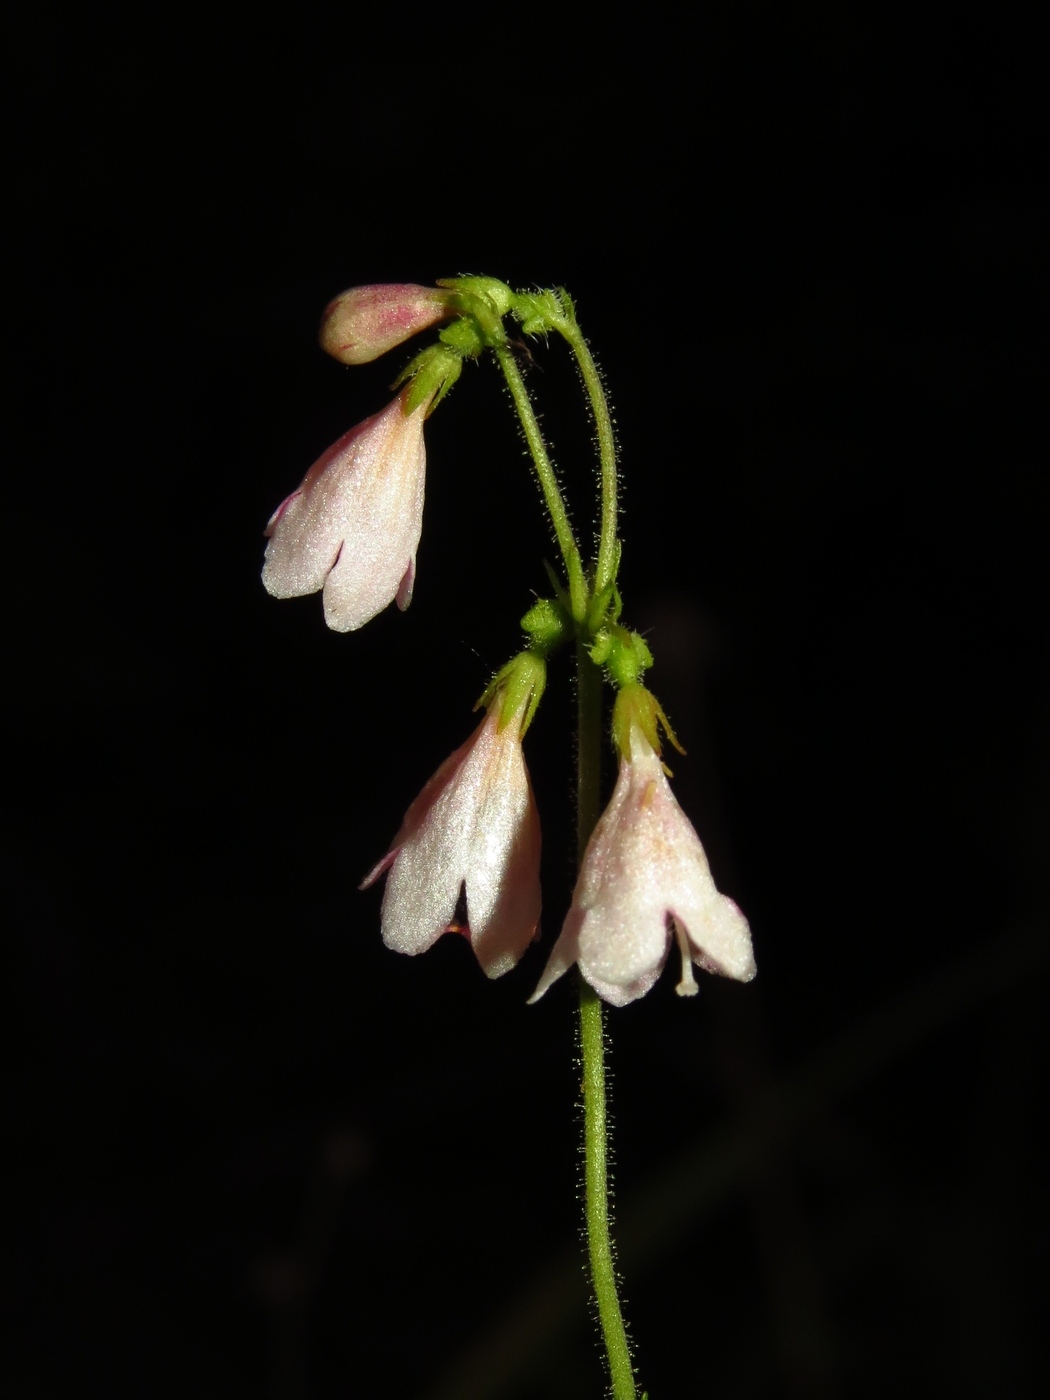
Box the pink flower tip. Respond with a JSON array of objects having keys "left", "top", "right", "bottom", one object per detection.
[
  {"left": 360, "top": 696, "right": 542, "bottom": 979},
  {"left": 319, "top": 284, "right": 453, "bottom": 365},
  {"left": 262, "top": 389, "right": 428, "bottom": 632},
  {"left": 529, "top": 719, "right": 755, "bottom": 1007}
]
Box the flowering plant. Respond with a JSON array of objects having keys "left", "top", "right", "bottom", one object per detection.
[{"left": 261, "top": 276, "right": 754, "bottom": 1398}]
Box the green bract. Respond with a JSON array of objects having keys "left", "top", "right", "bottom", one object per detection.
[
  {"left": 610, "top": 682, "right": 683, "bottom": 766},
  {"left": 478, "top": 651, "right": 547, "bottom": 737},
  {"left": 395, "top": 343, "right": 462, "bottom": 414}
]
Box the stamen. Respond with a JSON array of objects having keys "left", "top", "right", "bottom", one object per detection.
[{"left": 673, "top": 918, "right": 698, "bottom": 996}]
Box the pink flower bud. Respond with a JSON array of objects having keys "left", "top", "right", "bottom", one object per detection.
[
  {"left": 360, "top": 698, "right": 542, "bottom": 979},
  {"left": 262, "top": 388, "right": 427, "bottom": 632},
  {"left": 530, "top": 720, "right": 755, "bottom": 1006},
  {"left": 319, "top": 284, "right": 452, "bottom": 365}
]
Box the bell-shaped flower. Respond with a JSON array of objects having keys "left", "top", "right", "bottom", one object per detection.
[
  {"left": 262, "top": 388, "right": 428, "bottom": 632},
  {"left": 320, "top": 283, "right": 453, "bottom": 365},
  {"left": 360, "top": 661, "right": 545, "bottom": 978},
  {"left": 531, "top": 685, "right": 755, "bottom": 1007}
]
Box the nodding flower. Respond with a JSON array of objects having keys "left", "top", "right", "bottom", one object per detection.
[
  {"left": 531, "top": 686, "right": 755, "bottom": 1007},
  {"left": 262, "top": 387, "right": 429, "bottom": 632},
  {"left": 361, "top": 677, "right": 543, "bottom": 979}
]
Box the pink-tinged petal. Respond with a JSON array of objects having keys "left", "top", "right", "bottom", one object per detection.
[
  {"left": 320, "top": 284, "right": 453, "bottom": 365},
  {"left": 364, "top": 704, "right": 542, "bottom": 978},
  {"left": 674, "top": 894, "right": 756, "bottom": 983},
  {"left": 358, "top": 848, "right": 398, "bottom": 892},
  {"left": 527, "top": 906, "right": 582, "bottom": 1003},
  {"left": 262, "top": 390, "right": 428, "bottom": 631},
  {"left": 265, "top": 488, "right": 303, "bottom": 533},
  {"left": 261, "top": 430, "right": 355, "bottom": 597},
  {"left": 380, "top": 843, "right": 464, "bottom": 958},
  {"left": 464, "top": 745, "right": 542, "bottom": 978},
  {"left": 378, "top": 729, "right": 479, "bottom": 855}
]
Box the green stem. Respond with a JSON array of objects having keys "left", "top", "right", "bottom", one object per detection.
[
  {"left": 576, "top": 642, "right": 637, "bottom": 1399},
  {"left": 496, "top": 346, "right": 585, "bottom": 613},
  {"left": 556, "top": 317, "right": 619, "bottom": 595}
]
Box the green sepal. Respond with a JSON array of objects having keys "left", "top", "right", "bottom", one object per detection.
[
  {"left": 521, "top": 596, "right": 573, "bottom": 655},
  {"left": 611, "top": 682, "right": 684, "bottom": 767},
  {"left": 394, "top": 344, "right": 463, "bottom": 414},
  {"left": 476, "top": 650, "right": 547, "bottom": 737}
]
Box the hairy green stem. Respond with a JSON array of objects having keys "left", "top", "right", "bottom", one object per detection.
[
  {"left": 556, "top": 317, "right": 619, "bottom": 595},
  {"left": 577, "top": 643, "right": 637, "bottom": 1399},
  {"left": 496, "top": 346, "right": 585, "bottom": 609}
]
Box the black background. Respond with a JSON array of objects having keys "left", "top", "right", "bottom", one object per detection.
[{"left": 5, "top": 7, "right": 1048, "bottom": 1398}]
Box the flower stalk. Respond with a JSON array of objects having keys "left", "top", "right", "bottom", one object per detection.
[
  {"left": 495, "top": 344, "right": 587, "bottom": 620},
  {"left": 553, "top": 310, "right": 620, "bottom": 596}
]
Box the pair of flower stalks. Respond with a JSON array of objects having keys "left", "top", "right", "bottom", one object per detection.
[{"left": 262, "top": 278, "right": 756, "bottom": 1006}]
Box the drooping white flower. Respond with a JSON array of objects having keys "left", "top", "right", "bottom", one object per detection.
[
  {"left": 262, "top": 388, "right": 428, "bottom": 632},
  {"left": 360, "top": 688, "right": 542, "bottom": 979},
  {"left": 531, "top": 696, "right": 755, "bottom": 1006}
]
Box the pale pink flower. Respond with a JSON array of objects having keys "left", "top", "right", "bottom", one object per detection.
[
  {"left": 360, "top": 699, "right": 542, "bottom": 979},
  {"left": 530, "top": 720, "right": 755, "bottom": 1006},
  {"left": 319, "top": 283, "right": 452, "bottom": 365},
  {"left": 262, "top": 389, "right": 428, "bottom": 632}
]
